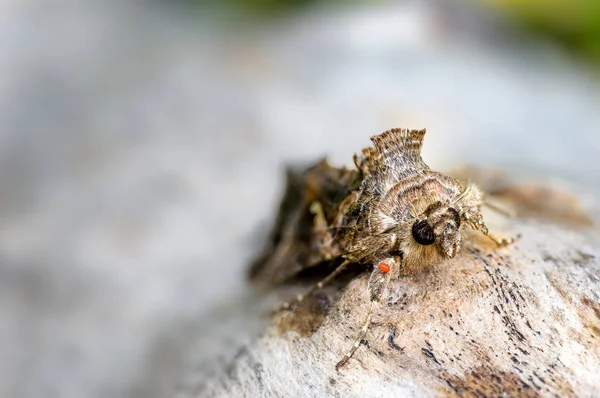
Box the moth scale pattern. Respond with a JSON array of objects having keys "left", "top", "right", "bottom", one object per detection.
[{"left": 249, "top": 128, "right": 516, "bottom": 369}]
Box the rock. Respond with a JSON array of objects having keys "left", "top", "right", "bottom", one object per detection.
[{"left": 180, "top": 175, "right": 600, "bottom": 397}]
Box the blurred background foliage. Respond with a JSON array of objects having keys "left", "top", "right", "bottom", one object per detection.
[
  {"left": 490, "top": 0, "right": 600, "bottom": 67},
  {"left": 205, "top": 0, "right": 347, "bottom": 16},
  {"left": 206, "top": 0, "right": 600, "bottom": 70}
]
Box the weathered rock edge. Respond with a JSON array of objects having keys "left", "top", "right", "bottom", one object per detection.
[{"left": 185, "top": 193, "right": 600, "bottom": 397}]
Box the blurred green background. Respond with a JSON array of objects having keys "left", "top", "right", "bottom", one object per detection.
[
  {"left": 209, "top": 0, "right": 600, "bottom": 69},
  {"left": 491, "top": 0, "right": 600, "bottom": 67}
]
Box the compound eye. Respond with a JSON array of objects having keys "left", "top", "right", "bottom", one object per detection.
[{"left": 412, "top": 220, "right": 435, "bottom": 246}]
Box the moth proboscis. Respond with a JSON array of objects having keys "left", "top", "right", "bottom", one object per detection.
[{"left": 249, "top": 128, "right": 516, "bottom": 369}]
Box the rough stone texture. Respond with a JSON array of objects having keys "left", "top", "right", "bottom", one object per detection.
[{"left": 184, "top": 181, "right": 600, "bottom": 397}]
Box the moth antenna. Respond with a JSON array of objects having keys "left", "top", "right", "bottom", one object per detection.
[{"left": 483, "top": 200, "right": 515, "bottom": 218}]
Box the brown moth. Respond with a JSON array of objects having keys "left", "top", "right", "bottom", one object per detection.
[{"left": 249, "top": 128, "right": 515, "bottom": 369}]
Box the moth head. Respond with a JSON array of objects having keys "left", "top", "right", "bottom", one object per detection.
[{"left": 411, "top": 204, "right": 463, "bottom": 258}]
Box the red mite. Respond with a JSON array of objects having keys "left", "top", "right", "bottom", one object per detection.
[{"left": 378, "top": 263, "right": 391, "bottom": 273}]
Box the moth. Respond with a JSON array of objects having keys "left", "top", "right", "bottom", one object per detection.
[{"left": 249, "top": 128, "right": 514, "bottom": 369}]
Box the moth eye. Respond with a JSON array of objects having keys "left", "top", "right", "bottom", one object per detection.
[{"left": 412, "top": 220, "right": 435, "bottom": 246}]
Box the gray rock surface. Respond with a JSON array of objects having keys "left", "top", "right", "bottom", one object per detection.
[
  {"left": 0, "top": 1, "right": 599, "bottom": 397},
  {"left": 187, "top": 211, "right": 600, "bottom": 397}
]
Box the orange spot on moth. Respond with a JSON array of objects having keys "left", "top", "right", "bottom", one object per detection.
[{"left": 378, "top": 263, "right": 391, "bottom": 273}]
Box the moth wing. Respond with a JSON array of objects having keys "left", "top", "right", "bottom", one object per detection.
[
  {"left": 248, "top": 167, "right": 312, "bottom": 285},
  {"left": 249, "top": 161, "right": 359, "bottom": 286}
]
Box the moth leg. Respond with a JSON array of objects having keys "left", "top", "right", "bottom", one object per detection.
[
  {"left": 465, "top": 208, "right": 517, "bottom": 247},
  {"left": 353, "top": 153, "right": 369, "bottom": 176},
  {"left": 310, "top": 200, "right": 328, "bottom": 229},
  {"left": 309, "top": 201, "right": 337, "bottom": 260},
  {"left": 353, "top": 153, "right": 362, "bottom": 171},
  {"left": 336, "top": 259, "right": 395, "bottom": 370},
  {"left": 276, "top": 260, "right": 350, "bottom": 312},
  {"left": 331, "top": 191, "right": 358, "bottom": 227},
  {"left": 486, "top": 232, "right": 517, "bottom": 247},
  {"left": 336, "top": 300, "right": 377, "bottom": 370}
]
